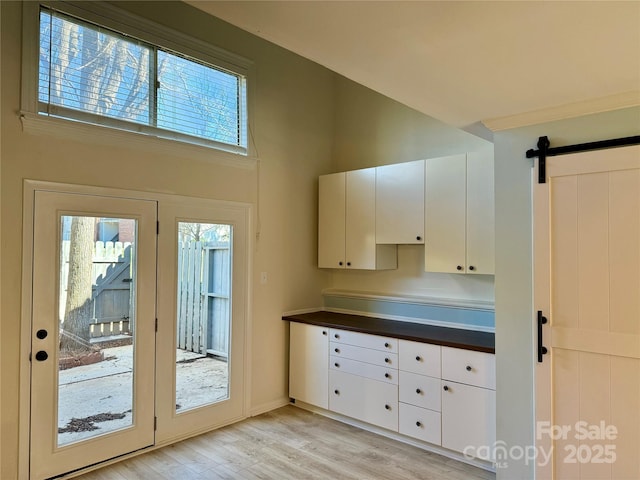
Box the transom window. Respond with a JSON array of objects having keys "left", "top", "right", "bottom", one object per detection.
[{"left": 32, "top": 4, "right": 249, "bottom": 155}]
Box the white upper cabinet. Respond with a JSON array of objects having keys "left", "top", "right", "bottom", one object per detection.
[
  {"left": 318, "top": 172, "right": 346, "bottom": 269},
  {"left": 318, "top": 168, "right": 396, "bottom": 270},
  {"left": 375, "top": 160, "right": 425, "bottom": 244},
  {"left": 425, "top": 151, "right": 495, "bottom": 274},
  {"left": 465, "top": 151, "right": 495, "bottom": 275}
]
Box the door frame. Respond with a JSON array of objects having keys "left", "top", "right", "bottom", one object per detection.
[{"left": 19, "top": 180, "right": 253, "bottom": 479}]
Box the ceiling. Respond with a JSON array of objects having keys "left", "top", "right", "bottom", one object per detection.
[{"left": 187, "top": 1, "right": 640, "bottom": 131}]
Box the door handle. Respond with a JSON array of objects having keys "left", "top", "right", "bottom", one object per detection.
[{"left": 537, "top": 311, "right": 548, "bottom": 363}]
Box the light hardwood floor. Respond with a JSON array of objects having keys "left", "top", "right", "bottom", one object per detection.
[{"left": 76, "top": 406, "right": 496, "bottom": 480}]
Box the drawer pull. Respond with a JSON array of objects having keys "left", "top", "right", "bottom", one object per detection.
[
  {"left": 416, "top": 421, "right": 422, "bottom": 427},
  {"left": 384, "top": 373, "right": 390, "bottom": 378},
  {"left": 416, "top": 388, "right": 422, "bottom": 394},
  {"left": 334, "top": 389, "right": 340, "bottom": 395},
  {"left": 322, "top": 331, "right": 327, "bottom": 336},
  {"left": 334, "top": 348, "right": 340, "bottom": 353},
  {"left": 334, "top": 333, "right": 340, "bottom": 339},
  {"left": 384, "top": 357, "right": 390, "bottom": 363},
  {"left": 443, "top": 385, "right": 449, "bottom": 392},
  {"left": 466, "top": 365, "right": 473, "bottom": 372},
  {"left": 334, "top": 362, "right": 340, "bottom": 368},
  {"left": 415, "top": 355, "right": 422, "bottom": 362},
  {"left": 384, "top": 342, "right": 390, "bottom": 348},
  {"left": 384, "top": 404, "right": 391, "bottom": 410},
  {"left": 456, "top": 265, "right": 463, "bottom": 271}
]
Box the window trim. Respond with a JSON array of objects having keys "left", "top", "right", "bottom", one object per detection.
[{"left": 21, "top": 0, "right": 254, "bottom": 159}]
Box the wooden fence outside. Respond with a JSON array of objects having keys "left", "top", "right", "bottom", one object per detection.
[
  {"left": 60, "top": 240, "right": 230, "bottom": 354},
  {"left": 177, "top": 241, "right": 230, "bottom": 358},
  {"left": 60, "top": 241, "right": 133, "bottom": 339}
]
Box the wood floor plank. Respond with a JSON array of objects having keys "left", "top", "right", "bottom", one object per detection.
[{"left": 74, "top": 406, "right": 495, "bottom": 479}]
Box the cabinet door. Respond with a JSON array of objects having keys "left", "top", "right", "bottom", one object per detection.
[
  {"left": 329, "top": 370, "right": 399, "bottom": 431},
  {"left": 441, "top": 381, "right": 496, "bottom": 461},
  {"left": 425, "top": 154, "right": 467, "bottom": 273},
  {"left": 346, "top": 168, "right": 390, "bottom": 269},
  {"left": 466, "top": 150, "right": 495, "bottom": 275},
  {"left": 375, "top": 160, "right": 425, "bottom": 244},
  {"left": 318, "top": 172, "right": 346, "bottom": 269},
  {"left": 289, "top": 323, "right": 329, "bottom": 409}
]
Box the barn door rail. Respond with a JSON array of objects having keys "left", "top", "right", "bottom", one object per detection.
[{"left": 526, "top": 135, "right": 640, "bottom": 183}]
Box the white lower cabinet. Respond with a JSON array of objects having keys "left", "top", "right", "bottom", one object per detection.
[
  {"left": 441, "top": 380, "right": 496, "bottom": 461},
  {"left": 441, "top": 346, "right": 496, "bottom": 461},
  {"left": 329, "top": 370, "right": 399, "bottom": 431},
  {"left": 399, "top": 402, "right": 441, "bottom": 445},
  {"left": 289, "top": 323, "right": 328, "bottom": 409},
  {"left": 289, "top": 324, "right": 495, "bottom": 465}
]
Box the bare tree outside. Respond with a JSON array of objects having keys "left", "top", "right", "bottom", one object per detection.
[{"left": 60, "top": 217, "right": 95, "bottom": 353}]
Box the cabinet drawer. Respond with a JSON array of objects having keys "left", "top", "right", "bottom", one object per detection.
[
  {"left": 399, "top": 403, "right": 441, "bottom": 445},
  {"left": 398, "top": 371, "right": 441, "bottom": 411},
  {"left": 329, "top": 370, "right": 398, "bottom": 431},
  {"left": 398, "top": 340, "right": 441, "bottom": 377},
  {"left": 330, "top": 356, "right": 397, "bottom": 384},
  {"left": 329, "top": 329, "right": 397, "bottom": 353},
  {"left": 441, "top": 346, "right": 495, "bottom": 390},
  {"left": 330, "top": 342, "right": 398, "bottom": 368}
]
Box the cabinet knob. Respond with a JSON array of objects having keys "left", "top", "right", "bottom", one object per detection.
[
  {"left": 35, "top": 350, "right": 48, "bottom": 362},
  {"left": 456, "top": 265, "right": 463, "bottom": 271},
  {"left": 334, "top": 362, "right": 340, "bottom": 368},
  {"left": 469, "top": 265, "right": 476, "bottom": 271},
  {"left": 416, "top": 236, "right": 422, "bottom": 241},
  {"left": 322, "top": 331, "right": 327, "bottom": 336},
  {"left": 416, "top": 388, "right": 422, "bottom": 394},
  {"left": 385, "top": 373, "right": 390, "bottom": 378},
  {"left": 346, "top": 262, "right": 351, "bottom": 266},
  {"left": 384, "top": 342, "right": 390, "bottom": 348},
  {"left": 384, "top": 357, "right": 390, "bottom": 363},
  {"left": 466, "top": 365, "right": 473, "bottom": 371},
  {"left": 334, "top": 389, "right": 340, "bottom": 395},
  {"left": 36, "top": 329, "right": 48, "bottom": 339},
  {"left": 416, "top": 421, "right": 422, "bottom": 427},
  {"left": 334, "top": 334, "right": 340, "bottom": 339},
  {"left": 385, "top": 404, "right": 391, "bottom": 410},
  {"left": 334, "top": 348, "right": 340, "bottom": 353},
  {"left": 338, "top": 261, "right": 343, "bottom": 266},
  {"left": 443, "top": 385, "right": 449, "bottom": 392},
  {"left": 415, "top": 355, "right": 422, "bottom": 362}
]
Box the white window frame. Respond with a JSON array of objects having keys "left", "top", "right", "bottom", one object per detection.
[{"left": 21, "top": 1, "right": 255, "bottom": 164}]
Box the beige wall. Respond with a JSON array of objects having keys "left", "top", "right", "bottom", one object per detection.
[
  {"left": 1, "top": 1, "right": 334, "bottom": 476},
  {"left": 329, "top": 77, "right": 495, "bottom": 302}
]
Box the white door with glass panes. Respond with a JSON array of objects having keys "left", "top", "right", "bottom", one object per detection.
[
  {"left": 27, "top": 188, "right": 249, "bottom": 479},
  {"left": 29, "top": 191, "right": 157, "bottom": 480},
  {"left": 534, "top": 144, "right": 640, "bottom": 479},
  {"left": 155, "top": 199, "right": 248, "bottom": 442}
]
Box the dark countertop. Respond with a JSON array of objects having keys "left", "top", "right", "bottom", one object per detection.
[{"left": 283, "top": 311, "right": 494, "bottom": 354}]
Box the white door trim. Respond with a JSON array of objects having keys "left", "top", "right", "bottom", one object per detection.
[{"left": 19, "top": 180, "right": 253, "bottom": 479}]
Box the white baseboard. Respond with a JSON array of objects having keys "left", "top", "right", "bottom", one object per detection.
[{"left": 249, "top": 396, "right": 290, "bottom": 417}]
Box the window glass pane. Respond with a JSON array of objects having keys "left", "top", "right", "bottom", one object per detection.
[
  {"left": 39, "top": 10, "right": 151, "bottom": 124},
  {"left": 57, "top": 216, "right": 137, "bottom": 445},
  {"left": 175, "top": 222, "right": 231, "bottom": 412},
  {"left": 158, "top": 51, "right": 241, "bottom": 146}
]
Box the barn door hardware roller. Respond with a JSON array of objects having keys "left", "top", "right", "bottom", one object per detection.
[{"left": 526, "top": 135, "right": 640, "bottom": 184}]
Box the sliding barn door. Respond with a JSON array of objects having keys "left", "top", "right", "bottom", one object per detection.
[{"left": 534, "top": 145, "right": 640, "bottom": 479}]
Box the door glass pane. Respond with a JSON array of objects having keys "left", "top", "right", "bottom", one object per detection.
[
  {"left": 57, "top": 216, "right": 137, "bottom": 446},
  {"left": 176, "top": 222, "right": 231, "bottom": 412}
]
